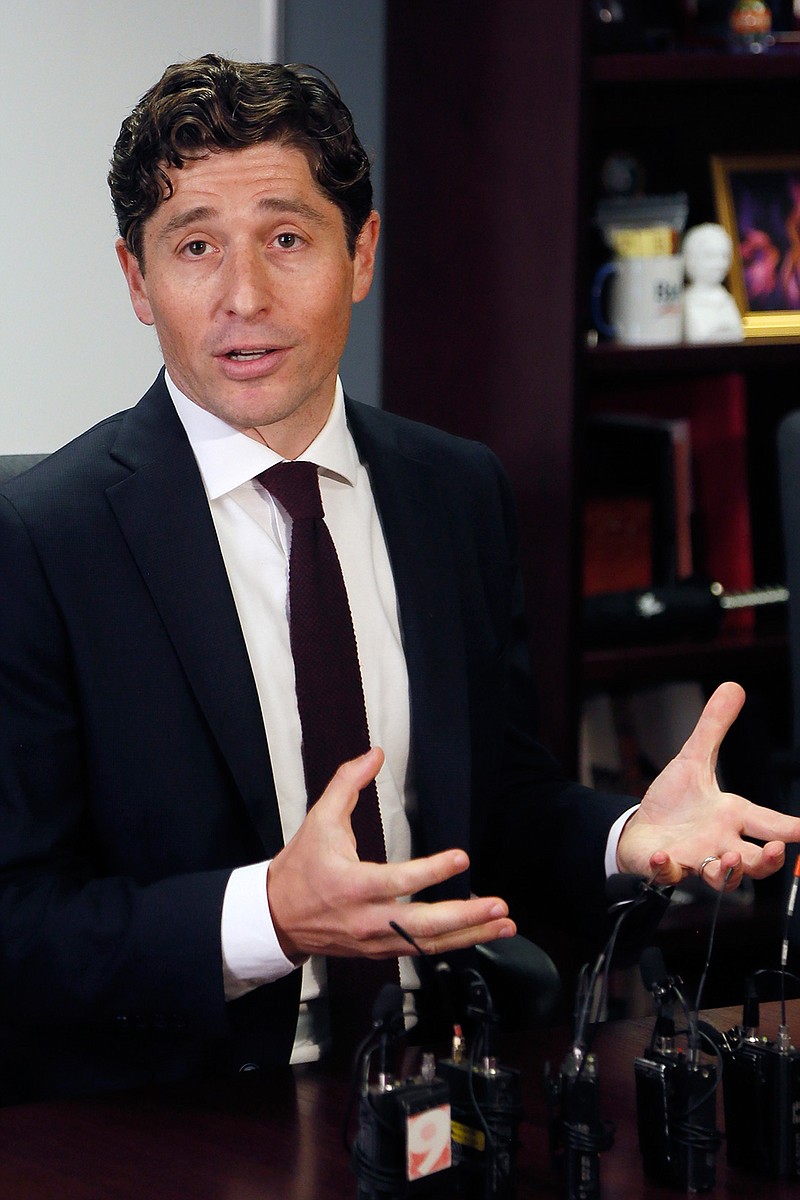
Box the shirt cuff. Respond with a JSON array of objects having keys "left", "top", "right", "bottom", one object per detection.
[
  {"left": 605, "top": 805, "right": 639, "bottom": 877},
  {"left": 221, "top": 860, "right": 296, "bottom": 1001}
]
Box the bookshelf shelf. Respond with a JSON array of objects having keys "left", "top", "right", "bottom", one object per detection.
[
  {"left": 587, "top": 338, "right": 800, "bottom": 379},
  {"left": 593, "top": 48, "right": 800, "bottom": 85},
  {"left": 583, "top": 628, "right": 788, "bottom": 689}
]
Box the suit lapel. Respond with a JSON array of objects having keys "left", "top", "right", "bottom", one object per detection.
[
  {"left": 99, "top": 379, "right": 472, "bottom": 868},
  {"left": 104, "top": 376, "right": 283, "bottom": 854},
  {"left": 346, "top": 401, "right": 472, "bottom": 871}
]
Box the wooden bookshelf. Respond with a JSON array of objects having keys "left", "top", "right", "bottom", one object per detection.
[
  {"left": 382, "top": 4, "right": 798, "bottom": 773},
  {"left": 381, "top": 0, "right": 798, "bottom": 1017}
]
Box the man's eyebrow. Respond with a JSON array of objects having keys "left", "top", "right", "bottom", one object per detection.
[
  {"left": 155, "top": 197, "right": 329, "bottom": 241},
  {"left": 156, "top": 206, "right": 218, "bottom": 241},
  {"left": 256, "top": 196, "right": 328, "bottom": 224}
]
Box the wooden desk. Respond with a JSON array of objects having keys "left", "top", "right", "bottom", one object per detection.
[{"left": 0, "top": 1002, "right": 797, "bottom": 1198}]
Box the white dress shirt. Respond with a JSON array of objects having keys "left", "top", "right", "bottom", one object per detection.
[{"left": 167, "top": 373, "right": 418, "bottom": 1061}]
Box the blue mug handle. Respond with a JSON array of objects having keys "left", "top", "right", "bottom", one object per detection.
[{"left": 590, "top": 261, "right": 618, "bottom": 339}]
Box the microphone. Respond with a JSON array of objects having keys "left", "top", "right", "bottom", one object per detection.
[
  {"left": 545, "top": 875, "right": 662, "bottom": 1199},
  {"left": 639, "top": 945, "right": 695, "bottom": 1054},
  {"left": 370, "top": 983, "right": 406, "bottom": 1092},
  {"left": 390, "top": 921, "right": 523, "bottom": 1198},
  {"left": 372, "top": 982, "right": 405, "bottom": 1027},
  {"left": 719, "top": 853, "right": 800, "bottom": 1178},
  {"left": 571, "top": 874, "right": 673, "bottom": 1053},
  {"left": 604, "top": 873, "right": 673, "bottom": 968},
  {"left": 639, "top": 944, "right": 673, "bottom": 994},
  {"left": 348, "top": 974, "right": 453, "bottom": 1198},
  {"left": 633, "top": 875, "right": 730, "bottom": 1192}
]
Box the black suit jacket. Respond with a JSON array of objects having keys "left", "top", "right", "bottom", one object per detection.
[{"left": 0, "top": 374, "right": 629, "bottom": 1101}]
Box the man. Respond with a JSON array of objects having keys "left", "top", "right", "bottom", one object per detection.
[{"left": 0, "top": 55, "right": 796, "bottom": 1103}]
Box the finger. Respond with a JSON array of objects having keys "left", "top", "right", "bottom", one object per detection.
[
  {"left": 327, "top": 897, "right": 514, "bottom": 958},
  {"left": 336, "top": 915, "right": 518, "bottom": 960},
  {"left": 352, "top": 847, "right": 472, "bottom": 901},
  {"left": 396, "top": 895, "right": 512, "bottom": 942},
  {"left": 414, "top": 917, "right": 517, "bottom": 958},
  {"left": 677, "top": 681, "right": 745, "bottom": 775},
  {"left": 311, "top": 747, "right": 385, "bottom": 819},
  {"left": 704, "top": 851, "right": 743, "bottom": 892},
  {"left": 738, "top": 802, "right": 800, "bottom": 846},
  {"left": 737, "top": 839, "right": 787, "bottom": 880},
  {"left": 647, "top": 851, "right": 686, "bottom": 887}
]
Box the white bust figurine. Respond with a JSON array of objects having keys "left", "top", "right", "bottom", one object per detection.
[{"left": 682, "top": 222, "right": 744, "bottom": 343}]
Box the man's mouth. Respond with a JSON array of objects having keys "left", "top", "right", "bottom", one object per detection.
[{"left": 225, "top": 349, "right": 272, "bottom": 361}]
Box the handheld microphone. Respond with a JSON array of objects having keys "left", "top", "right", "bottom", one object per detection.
[
  {"left": 720, "top": 853, "right": 800, "bottom": 1178},
  {"left": 633, "top": 874, "right": 730, "bottom": 1192}
]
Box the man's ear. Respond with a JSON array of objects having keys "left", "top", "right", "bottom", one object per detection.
[
  {"left": 115, "top": 239, "right": 155, "bottom": 326},
  {"left": 352, "top": 211, "right": 380, "bottom": 304}
]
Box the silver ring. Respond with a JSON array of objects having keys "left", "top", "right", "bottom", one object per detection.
[{"left": 699, "top": 855, "right": 720, "bottom": 880}]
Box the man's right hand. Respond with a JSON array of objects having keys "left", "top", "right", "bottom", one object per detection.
[{"left": 266, "top": 747, "right": 516, "bottom": 965}]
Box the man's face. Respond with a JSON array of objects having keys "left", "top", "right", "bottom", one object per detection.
[{"left": 117, "top": 141, "right": 379, "bottom": 458}]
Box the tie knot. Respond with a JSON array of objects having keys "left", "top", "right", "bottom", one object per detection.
[{"left": 259, "top": 460, "right": 323, "bottom": 520}]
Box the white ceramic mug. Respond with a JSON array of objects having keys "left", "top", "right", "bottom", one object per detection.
[{"left": 592, "top": 255, "right": 684, "bottom": 346}]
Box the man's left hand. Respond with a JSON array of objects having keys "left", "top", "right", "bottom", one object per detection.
[{"left": 617, "top": 681, "right": 800, "bottom": 891}]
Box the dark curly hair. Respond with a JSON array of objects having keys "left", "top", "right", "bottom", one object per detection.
[{"left": 108, "top": 54, "right": 373, "bottom": 264}]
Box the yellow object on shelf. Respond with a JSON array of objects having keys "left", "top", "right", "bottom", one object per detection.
[{"left": 609, "top": 226, "right": 677, "bottom": 258}]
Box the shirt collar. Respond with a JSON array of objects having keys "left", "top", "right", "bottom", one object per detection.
[{"left": 165, "top": 372, "right": 358, "bottom": 500}]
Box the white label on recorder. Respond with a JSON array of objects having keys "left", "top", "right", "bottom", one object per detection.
[{"left": 406, "top": 1103, "right": 452, "bottom": 1180}]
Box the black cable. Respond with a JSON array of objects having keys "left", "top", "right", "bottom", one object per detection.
[
  {"left": 751, "top": 966, "right": 800, "bottom": 999},
  {"left": 693, "top": 866, "right": 734, "bottom": 1036},
  {"left": 658, "top": 1021, "right": 723, "bottom": 1162},
  {"left": 573, "top": 899, "right": 633, "bottom": 1053},
  {"left": 563, "top": 1116, "right": 616, "bottom": 1155},
  {"left": 342, "top": 1034, "right": 381, "bottom": 1156},
  {"left": 461, "top": 969, "right": 497, "bottom": 1154}
]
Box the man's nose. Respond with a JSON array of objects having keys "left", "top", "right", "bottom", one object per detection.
[{"left": 223, "top": 245, "right": 273, "bottom": 318}]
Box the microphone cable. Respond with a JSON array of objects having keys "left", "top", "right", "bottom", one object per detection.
[
  {"left": 660, "top": 867, "right": 733, "bottom": 1165},
  {"left": 574, "top": 872, "right": 666, "bottom": 1054},
  {"left": 780, "top": 853, "right": 800, "bottom": 1028},
  {"left": 692, "top": 865, "right": 734, "bottom": 1049}
]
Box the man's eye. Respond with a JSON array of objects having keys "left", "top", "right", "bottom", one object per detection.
[
  {"left": 275, "top": 232, "right": 301, "bottom": 249},
  {"left": 183, "top": 240, "right": 209, "bottom": 256}
]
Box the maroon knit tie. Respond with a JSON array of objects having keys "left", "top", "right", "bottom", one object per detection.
[{"left": 260, "top": 461, "right": 398, "bottom": 1048}]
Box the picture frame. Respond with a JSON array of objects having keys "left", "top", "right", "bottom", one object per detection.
[{"left": 711, "top": 153, "right": 800, "bottom": 337}]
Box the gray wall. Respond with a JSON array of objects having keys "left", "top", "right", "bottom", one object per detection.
[
  {"left": 284, "top": 0, "right": 385, "bottom": 407},
  {"left": 1, "top": 0, "right": 384, "bottom": 453}
]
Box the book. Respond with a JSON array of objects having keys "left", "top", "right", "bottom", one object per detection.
[
  {"left": 588, "top": 372, "right": 754, "bottom": 627},
  {"left": 583, "top": 412, "right": 693, "bottom": 596}
]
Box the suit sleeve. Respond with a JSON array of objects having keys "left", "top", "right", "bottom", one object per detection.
[
  {"left": 463, "top": 446, "right": 634, "bottom": 934},
  {"left": 0, "top": 491, "right": 232, "bottom": 1037}
]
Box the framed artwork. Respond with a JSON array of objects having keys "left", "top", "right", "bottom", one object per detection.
[{"left": 712, "top": 154, "right": 800, "bottom": 337}]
